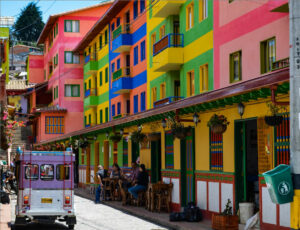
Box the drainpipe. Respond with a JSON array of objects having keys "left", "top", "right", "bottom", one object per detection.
[{"left": 270, "top": 85, "right": 289, "bottom": 106}]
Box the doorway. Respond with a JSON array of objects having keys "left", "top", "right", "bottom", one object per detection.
[
  {"left": 103, "top": 141, "right": 109, "bottom": 170},
  {"left": 180, "top": 128, "right": 195, "bottom": 206},
  {"left": 132, "top": 141, "right": 140, "bottom": 163},
  {"left": 124, "top": 11, "right": 130, "bottom": 33},
  {"left": 235, "top": 119, "right": 259, "bottom": 210},
  {"left": 126, "top": 54, "right": 130, "bottom": 76},
  {"left": 86, "top": 145, "right": 91, "bottom": 184},
  {"left": 151, "top": 140, "right": 161, "bottom": 183}
]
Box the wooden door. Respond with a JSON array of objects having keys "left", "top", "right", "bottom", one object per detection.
[
  {"left": 104, "top": 141, "right": 109, "bottom": 170},
  {"left": 86, "top": 145, "right": 91, "bottom": 184}
]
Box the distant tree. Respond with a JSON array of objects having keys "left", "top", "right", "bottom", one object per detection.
[{"left": 13, "top": 2, "right": 44, "bottom": 43}]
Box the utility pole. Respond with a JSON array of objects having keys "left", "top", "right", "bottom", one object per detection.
[{"left": 290, "top": 0, "right": 300, "bottom": 229}]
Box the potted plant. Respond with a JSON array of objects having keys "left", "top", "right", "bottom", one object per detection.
[
  {"left": 166, "top": 116, "right": 191, "bottom": 140},
  {"left": 207, "top": 114, "right": 230, "bottom": 134},
  {"left": 265, "top": 102, "right": 286, "bottom": 126},
  {"left": 212, "top": 199, "right": 239, "bottom": 230},
  {"left": 131, "top": 130, "right": 147, "bottom": 144},
  {"left": 109, "top": 133, "right": 122, "bottom": 143},
  {"left": 147, "top": 132, "right": 161, "bottom": 141}
]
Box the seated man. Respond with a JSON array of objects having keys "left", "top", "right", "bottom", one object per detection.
[
  {"left": 128, "top": 164, "right": 148, "bottom": 199},
  {"left": 120, "top": 161, "right": 139, "bottom": 204}
]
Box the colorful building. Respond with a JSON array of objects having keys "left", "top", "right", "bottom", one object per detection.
[
  {"left": 35, "top": 1, "right": 292, "bottom": 229},
  {"left": 0, "top": 27, "right": 9, "bottom": 82}
]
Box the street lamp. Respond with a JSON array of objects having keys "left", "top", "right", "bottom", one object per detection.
[
  {"left": 193, "top": 113, "right": 200, "bottom": 126},
  {"left": 161, "top": 119, "right": 167, "bottom": 129},
  {"left": 238, "top": 102, "right": 245, "bottom": 118}
]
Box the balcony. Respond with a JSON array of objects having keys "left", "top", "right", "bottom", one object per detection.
[
  {"left": 152, "top": 34, "right": 184, "bottom": 72},
  {"left": 112, "top": 67, "right": 131, "bottom": 81},
  {"left": 84, "top": 88, "right": 98, "bottom": 108},
  {"left": 85, "top": 123, "right": 96, "bottom": 128},
  {"left": 153, "top": 96, "right": 184, "bottom": 108},
  {"left": 152, "top": 0, "right": 185, "bottom": 18},
  {"left": 84, "top": 53, "right": 98, "bottom": 76},
  {"left": 112, "top": 25, "right": 132, "bottom": 53},
  {"left": 112, "top": 75, "right": 132, "bottom": 94},
  {"left": 272, "top": 58, "right": 289, "bottom": 71},
  {"left": 112, "top": 113, "right": 129, "bottom": 120}
]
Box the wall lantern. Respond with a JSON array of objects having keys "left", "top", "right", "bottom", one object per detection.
[
  {"left": 193, "top": 113, "right": 200, "bottom": 126},
  {"left": 105, "top": 131, "right": 109, "bottom": 139},
  {"left": 161, "top": 119, "right": 167, "bottom": 129},
  {"left": 238, "top": 102, "right": 245, "bottom": 118},
  {"left": 93, "top": 136, "right": 97, "bottom": 141},
  {"left": 120, "top": 128, "right": 124, "bottom": 136},
  {"left": 138, "top": 124, "right": 142, "bottom": 132}
]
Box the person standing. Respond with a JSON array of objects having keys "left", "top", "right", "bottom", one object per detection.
[{"left": 95, "top": 165, "right": 105, "bottom": 204}]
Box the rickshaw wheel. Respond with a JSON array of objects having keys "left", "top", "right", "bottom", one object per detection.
[{"left": 68, "top": 224, "right": 74, "bottom": 229}]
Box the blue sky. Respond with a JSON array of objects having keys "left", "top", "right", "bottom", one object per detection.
[{"left": 0, "top": 1, "right": 109, "bottom": 23}]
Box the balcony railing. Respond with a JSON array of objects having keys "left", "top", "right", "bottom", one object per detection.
[
  {"left": 85, "top": 123, "right": 96, "bottom": 128},
  {"left": 153, "top": 34, "right": 184, "bottom": 56},
  {"left": 272, "top": 57, "right": 289, "bottom": 71},
  {"left": 113, "top": 113, "right": 129, "bottom": 120},
  {"left": 112, "top": 24, "right": 131, "bottom": 40},
  {"left": 84, "top": 53, "right": 97, "bottom": 64},
  {"left": 112, "top": 67, "right": 131, "bottom": 81},
  {"left": 154, "top": 96, "right": 184, "bottom": 108},
  {"left": 84, "top": 88, "right": 97, "bottom": 98}
]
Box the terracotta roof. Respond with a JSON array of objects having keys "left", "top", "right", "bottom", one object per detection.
[
  {"left": 6, "top": 80, "right": 35, "bottom": 90},
  {"left": 74, "top": 0, "right": 128, "bottom": 53},
  {"left": 37, "top": 0, "right": 114, "bottom": 45},
  {"left": 35, "top": 105, "right": 67, "bottom": 113}
]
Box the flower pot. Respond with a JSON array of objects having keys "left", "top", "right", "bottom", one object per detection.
[
  {"left": 239, "top": 202, "right": 254, "bottom": 224},
  {"left": 211, "top": 124, "right": 227, "bottom": 134},
  {"left": 212, "top": 214, "right": 239, "bottom": 230},
  {"left": 109, "top": 135, "right": 122, "bottom": 143},
  {"left": 265, "top": 115, "right": 283, "bottom": 126},
  {"left": 147, "top": 132, "right": 161, "bottom": 141}
]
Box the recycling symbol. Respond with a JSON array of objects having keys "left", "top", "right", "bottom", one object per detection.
[{"left": 278, "top": 181, "right": 290, "bottom": 196}]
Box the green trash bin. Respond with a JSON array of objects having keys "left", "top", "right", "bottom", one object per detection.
[{"left": 263, "top": 164, "right": 294, "bottom": 204}]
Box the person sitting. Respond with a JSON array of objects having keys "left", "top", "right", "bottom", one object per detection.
[
  {"left": 95, "top": 165, "right": 105, "bottom": 204},
  {"left": 128, "top": 164, "right": 148, "bottom": 199},
  {"left": 110, "top": 163, "right": 123, "bottom": 179}
]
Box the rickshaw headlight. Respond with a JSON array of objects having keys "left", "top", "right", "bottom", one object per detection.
[
  {"left": 65, "top": 196, "right": 70, "bottom": 204},
  {"left": 23, "top": 195, "right": 29, "bottom": 205}
]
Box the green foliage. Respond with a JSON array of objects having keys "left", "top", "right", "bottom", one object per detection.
[
  {"left": 13, "top": 2, "right": 44, "bottom": 42},
  {"left": 222, "top": 199, "right": 233, "bottom": 216},
  {"left": 109, "top": 134, "right": 122, "bottom": 143},
  {"left": 207, "top": 114, "right": 230, "bottom": 127},
  {"left": 131, "top": 130, "right": 147, "bottom": 144},
  {"left": 266, "top": 102, "right": 287, "bottom": 116}
]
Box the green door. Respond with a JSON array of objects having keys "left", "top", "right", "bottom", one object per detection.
[
  {"left": 180, "top": 129, "right": 195, "bottom": 206},
  {"left": 151, "top": 140, "right": 161, "bottom": 183},
  {"left": 132, "top": 141, "right": 140, "bottom": 163}
]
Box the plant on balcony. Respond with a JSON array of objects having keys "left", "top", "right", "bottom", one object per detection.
[
  {"left": 265, "top": 102, "right": 287, "bottom": 126},
  {"left": 207, "top": 114, "right": 230, "bottom": 134},
  {"left": 130, "top": 130, "right": 147, "bottom": 144},
  {"left": 109, "top": 133, "right": 122, "bottom": 143},
  {"left": 212, "top": 199, "right": 239, "bottom": 230}
]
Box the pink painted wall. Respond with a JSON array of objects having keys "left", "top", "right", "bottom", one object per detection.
[
  {"left": 28, "top": 54, "right": 44, "bottom": 84},
  {"left": 214, "top": 0, "right": 289, "bottom": 89}
]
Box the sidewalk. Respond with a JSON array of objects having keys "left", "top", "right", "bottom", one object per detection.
[
  {"left": 75, "top": 187, "right": 212, "bottom": 230},
  {"left": 0, "top": 202, "right": 11, "bottom": 230}
]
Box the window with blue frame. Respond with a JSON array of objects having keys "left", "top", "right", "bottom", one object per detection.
[
  {"left": 117, "top": 102, "right": 121, "bottom": 115},
  {"left": 140, "top": 40, "right": 145, "bottom": 61},
  {"left": 134, "top": 95, "right": 138, "bottom": 114},
  {"left": 112, "top": 63, "right": 115, "bottom": 73},
  {"left": 134, "top": 0, "right": 138, "bottom": 19},
  {"left": 112, "top": 104, "right": 116, "bottom": 117},
  {"left": 140, "top": 0, "right": 145, "bottom": 13},
  {"left": 117, "top": 17, "right": 121, "bottom": 27},
  {"left": 134, "top": 46, "right": 139, "bottom": 65},
  {"left": 111, "top": 22, "right": 115, "bottom": 31},
  {"left": 141, "top": 91, "right": 145, "bottom": 112},
  {"left": 117, "top": 59, "right": 121, "bottom": 70},
  {"left": 45, "top": 116, "right": 64, "bottom": 134}
]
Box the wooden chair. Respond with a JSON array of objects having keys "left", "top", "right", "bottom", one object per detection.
[
  {"left": 156, "top": 183, "right": 173, "bottom": 213},
  {"left": 102, "top": 178, "right": 112, "bottom": 201}
]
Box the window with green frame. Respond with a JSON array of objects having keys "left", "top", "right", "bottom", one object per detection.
[
  {"left": 260, "top": 37, "right": 276, "bottom": 74},
  {"left": 99, "top": 35, "right": 103, "bottom": 50},
  {"left": 84, "top": 116, "right": 86, "bottom": 126},
  {"left": 88, "top": 79, "right": 91, "bottom": 89},
  {"left": 44, "top": 70, "right": 46, "bottom": 80},
  {"left": 45, "top": 116, "right": 64, "bottom": 134},
  {"left": 64, "top": 84, "right": 80, "bottom": 97},
  {"left": 64, "top": 51, "right": 79, "bottom": 64},
  {"left": 99, "top": 71, "right": 103, "bottom": 86},
  {"left": 105, "top": 67, "right": 108, "bottom": 83},
  {"left": 64, "top": 20, "right": 79, "bottom": 32},
  {"left": 100, "top": 110, "right": 103, "bottom": 124},
  {"left": 230, "top": 51, "right": 242, "bottom": 83},
  {"left": 104, "top": 30, "right": 108, "bottom": 45},
  {"left": 123, "top": 140, "right": 128, "bottom": 167},
  {"left": 165, "top": 131, "right": 174, "bottom": 169},
  {"left": 56, "top": 86, "right": 58, "bottom": 99},
  {"left": 54, "top": 86, "right": 58, "bottom": 99},
  {"left": 105, "top": 107, "right": 108, "bottom": 122},
  {"left": 88, "top": 114, "right": 91, "bottom": 124},
  {"left": 210, "top": 130, "right": 223, "bottom": 171}
]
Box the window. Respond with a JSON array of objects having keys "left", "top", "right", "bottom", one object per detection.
[
  {"left": 140, "top": 40, "right": 145, "bottom": 61},
  {"left": 65, "top": 84, "right": 80, "bottom": 97},
  {"left": 88, "top": 79, "right": 91, "bottom": 89},
  {"left": 117, "top": 17, "right": 121, "bottom": 27},
  {"left": 159, "top": 25, "right": 165, "bottom": 39},
  {"left": 200, "top": 64, "right": 209, "bottom": 92},
  {"left": 151, "top": 33, "right": 156, "bottom": 56},
  {"left": 160, "top": 83, "right": 166, "bottom": 99},
  {"left": 105, "top": 30, "right": 108, "bottom": 45},
  {"left": 112, "top": 63, "right": 115, "bottom": 73},
  {"left": 187, "top": 71, "right": 195, "bottom": 97},
  {"left": 134, "top": 95, "right": 138, "bottom": 113},
  {"left": 89, "top": 114, "right": 91, "bottom": 124},
  {"left": 199, "top": 0, "right": 208, "bottom": 21},
  {"left": 25, "top": 164, "right": 38, "bottom": 180},
  {"left": 151, "top": 87, "right": 157, "bottom": 107},
  {"left": 105, "top": 67, "right": 108, "bottom": 83},
  {"left": 117, "top": 102, "right": 121, "bottom": 115},
  {"left": 117, "top": 59, "right": 121, "bottom": 70},
  {"left": 99, "top": 71, "right": 103, "bottom": 86},
  {"left": 54, "top": 86, "right": 58, "bottom": 100},
  {"left": 111, "top": 23, "right": 115, "bottom": 31},
  {"left": 210, "top": 130, "right": 223, "bottom": 171},
  {"left": 40, "top": 164, "right": 54, "bottom": 181},
  {"left": 186, "top": 3, "right": 194, "bottom": 30},
  {"left": 64, "top": 51, "right": 79, "bottom": 64},
  {"left": 100, "top": 110, "right": 103, "bottom": 124},
  {"left": 134, "top": 0, "right": 138, "bottom": 19},
  {"left": 45, "top": 116, "right": 64, "bottom": 134},
  {"left": 56, "top": 86, "right": 58, "bottom": 99},
  {"left": 140, "top": 0, "right": 145, "bottom": 13},
  {"left": 141, "top": 91, "right": 145, "bottom": 112},
  {"left": 165, "top": 131, "right": 174, "bottom": 169},
  {"left": 99, "top": 35, "right": 103, "bottom": 50},
  {"left": 56, "top": 165, "right": 70, "bottom": 180},
  {"left": 105, "top": 107, "right": 109, "bottom": 122},
  {"left": 134, "top": 46, "right": 139, "bottom": 65},
  {"left": 64, "top": 20, "right": 79, "bottom": 32},
  {"left": 112, "top": 104, "right": 116, "bottom": 117},
  {"left": 261, "top": 37, "right": 276, "bottom": 74},
  {"left": 230, "top": 51, "right": 242, "bottom": 83}
]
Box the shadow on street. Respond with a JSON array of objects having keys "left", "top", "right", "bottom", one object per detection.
[{"left": 9, "top": 222, "right": 69, "bottom": 230}]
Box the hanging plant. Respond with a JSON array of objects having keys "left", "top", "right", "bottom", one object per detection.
[
  {"left": 207, "top": 114, "right": 230, "bottom": 134},
  {"left": 79, "top": 140, "right": 89, "bottom": 149},
  {"left": 109, "top": 133, "right": 122, "bottom": 143},
  {"left": 147, "top": 132, "right": 161, "bottom": 141},
  {"left": 131, "top": 130, "right": 147, "bottom": 144},
  {"left": 166, "top": 116, "right": 191, "bottom": 140},
  {"left": 265, "top": 102, "right": 286, "bottom": 126}
]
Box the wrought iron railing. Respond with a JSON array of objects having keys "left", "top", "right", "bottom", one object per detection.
[
  {"left": 272, "top": 57, "right": 289, "bottom": 71},
  {"left": 153, "top": 33, "right": 184, "bottom": 56}
]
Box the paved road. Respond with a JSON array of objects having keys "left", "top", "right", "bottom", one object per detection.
[{"left": 10, "top": 195, "right": 168, "bottom": 230}]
